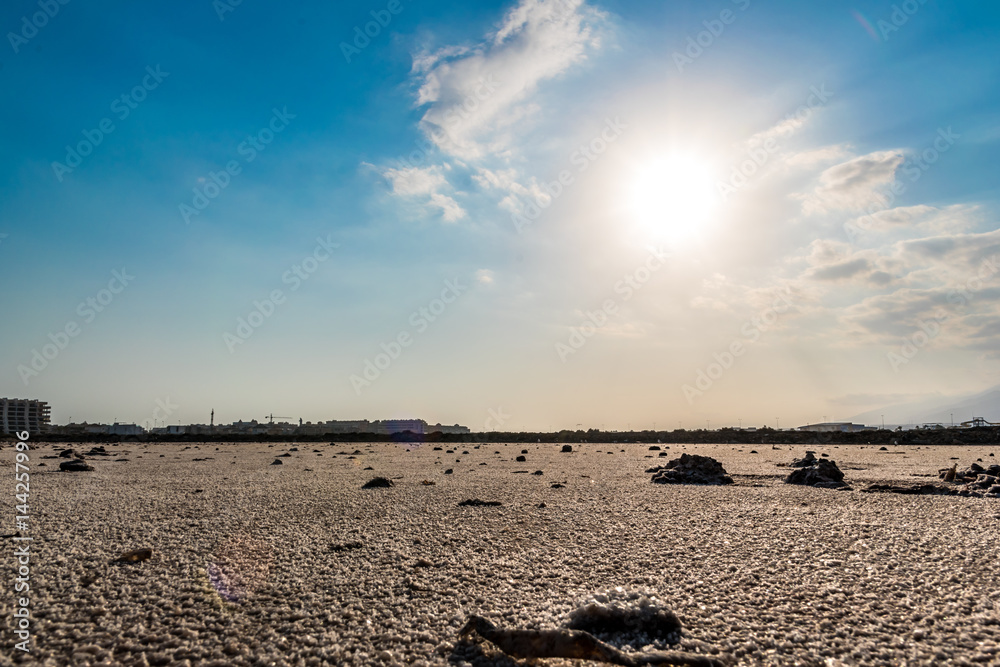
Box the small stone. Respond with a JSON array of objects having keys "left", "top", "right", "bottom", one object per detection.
[
  {"left": 444, "top": 469, "right": 453, "bottom": 475},
  {"left": 561, "top": 445, "right": 573, "bottom": 453},
  {"left": 532, "top": 470, "right": 543, "bottom": 475},
  {"left": 271, "top": 459, "right": 283, "bottom": 465},
  {"left": 516, "top": 456, "right": 526, "bottom": 462},
  {"left": 362, "top": 477, "right": 394, "bottom": 489}
]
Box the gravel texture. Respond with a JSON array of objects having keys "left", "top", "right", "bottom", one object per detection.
[{"left": 3, "top": 441, "right": 1000, "bottom": 666}]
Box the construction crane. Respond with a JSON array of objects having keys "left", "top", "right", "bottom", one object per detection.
[{"left": 265, "top": 413, "right": 291, "bottom": 424}]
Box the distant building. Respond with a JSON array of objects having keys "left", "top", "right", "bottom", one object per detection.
[
  {"left": 315, "top": 420, "right": 373, "bottom": 434},
  {"left": 1, "top": 398, "right": 51, "bottom": 435},
  {"left": 796, "top": 422, "right": 875, "bottom": 433},
  {"left": 427, "top": 423, "right": 471, "bottom": 435},
  {"left": 108, "top": 423, "right": 144, "bottom": 436},
  {"left": 375, "top": 419, "right": 426, "bottom": 435}
]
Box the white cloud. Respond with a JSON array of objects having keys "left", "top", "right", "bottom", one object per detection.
[
  {"left": 373, "top": 0, "right": 608, "bottom": 224},
  {"left": 429, "top": 193, "right": 466, "bottom": 222},
  {"left": 785, "top": 144, "right": 853, "bottom": 167},
  {"left": 802, "top": 150, "right": 905, "bottom": 214},
  {"left": 380, "top": 165, "right": 467, "bottom": 221},
  {"left": 414, "top": 0, "right": 607, "bottom": 161},
  {"left": 848, "top": 204, "right": 980, "bottom": 236},
  {"left": 383, "top": 165, "right": 448, "bottom": 196}
]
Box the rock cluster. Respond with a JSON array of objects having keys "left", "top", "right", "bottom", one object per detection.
[
  {"left": 784, "top": 457, "right": 850, "bottom": 490},
  {"left": 646, "top": 454, "right": 733, "bottom": 485},
  {"left": 941, "top": 462, "right": 1000, "bottom": 498}
]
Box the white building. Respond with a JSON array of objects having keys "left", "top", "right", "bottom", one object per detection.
[
  {"left": 1, "top": 398, "right": 51, "bottom": 435},
  {"left": 796, "top": 422, "right": 874, "bottom": 433}
]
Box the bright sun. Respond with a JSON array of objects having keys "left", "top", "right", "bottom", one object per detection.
[{"left": 627, "top": 154, "right": 719, "bottom": 239}]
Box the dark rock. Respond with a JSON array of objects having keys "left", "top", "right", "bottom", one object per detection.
[
  {"left": 278, "top": 453, "right": 292, "bottom": 457},
  {"left": 330, "top": 541, "right": 363, "bottom": 552},
  {"left": 551, "top": 483, "right": 565, "bottom": 489},
  {"left": 532, "top": 470, "right": 543, "bottom": 475},
  {"left": 444, "top": 469, "right": 453, "bottom": 474},
  {"left": 750, "top": 450, "right": 758, "bottom": 454},
  {"left": 658, "top": 452, "right": 668, "bottom": 457},
  {"left": 561, "top": 445, "right": 573, "bottom": 453},
  {"left": 59, "top": 448, "right": 80, "bottom": 458},
  {"left": 649, "top": 446, "right": 661, "bottom": 451},
  {"left": 521, "top": 449, "right": 528, "bottom": 454},
  {"left": 433, "top": 447, "right": 442, "bottom": 451},
  {"left": 648, "top": 454, "right": 733, "bottom": 485},
  {"left": 362, "top": 477, "right": 394, "bottom": 489},
  {"left": 516, "top": 455, "right": 526, "bottom": 462},
  {"left": 59, "top": 460, "right": 94, "bottom": 472},
  {"left": 538, "top": 502, "right": 547, "bottom": 508},
  {"left": 363, "top": 466, "right": 374, "bottom": 470},
  {"left": 785, "top": 458, "right": 850, "bottom": 489},
  {"left": 271, "top": 459, "right": 283, "bottom": 465},
  {"left": 458, "top": 499, "right": 502, "bottom": 507},
  {"left": 879, "top": 446, "right": 888, "bottom": 451}
]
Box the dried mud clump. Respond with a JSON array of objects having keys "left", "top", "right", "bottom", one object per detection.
[
  {"left": 567, "top": 588, "right": 683, "bottom": 646},
  {"left": 458, "top": 499, "right": 502, "bottom": 507},
  {"left": 647, "top": 454, "right": 733, "bottom": 485}
]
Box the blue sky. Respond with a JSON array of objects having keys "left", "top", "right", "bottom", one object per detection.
[{"left": 2, "top": 0, "right": 999, "bottom": 430}]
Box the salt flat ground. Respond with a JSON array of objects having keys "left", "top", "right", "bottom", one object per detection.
[{"left": 3, "top": 441, "right": 1000, "bottom": 667}]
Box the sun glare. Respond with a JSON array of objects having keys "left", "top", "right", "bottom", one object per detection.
[{"left": 627, "top": 154, "right": 719, "bottom": 240}]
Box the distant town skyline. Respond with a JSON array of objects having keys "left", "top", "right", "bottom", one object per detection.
[{"left": 2, "top": 1, "right": 999, "bottom": 431}]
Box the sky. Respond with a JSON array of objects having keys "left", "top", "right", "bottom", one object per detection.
[{"left": 2, "top": 0, "right": 999, "bottom": 431}]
